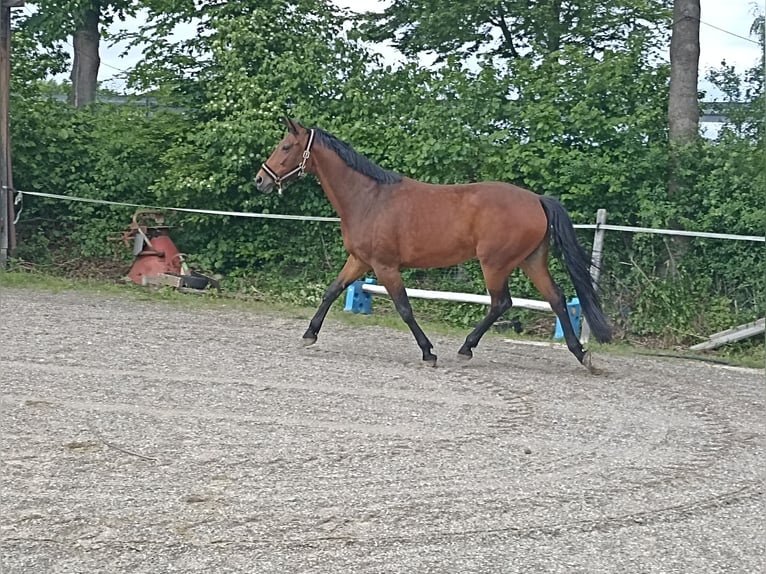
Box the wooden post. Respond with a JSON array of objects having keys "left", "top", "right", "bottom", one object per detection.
[
  {"left": 580, "top": 208, "right": 607, "bottom": 344},
  {"left": 0, "top": 0, "right": 22, "bottom": 267},
  {"left": 0, "top": 1, "right": 10, "bottom": 267}
]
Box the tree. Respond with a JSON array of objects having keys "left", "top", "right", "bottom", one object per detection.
[
  {"left": 69, "top": 1, "right": 99, "bottom": 107},
  {"left": 664, "top": 0, "right": 700, "bottom": 275},
  {"left": 355, "top": 0, "right": 671, "bottom": 62},
  {"left": 24, "top": 1, "right": 136, "bottom": 106},
  {"left": 667, "top": 0, "right": 700, "bottom": 146},
  {"left": 10, "top": 13, "right": 69, "bottom": 97},
  {"left": 704, "top": 13, "right": 764, "bottom": 140}
]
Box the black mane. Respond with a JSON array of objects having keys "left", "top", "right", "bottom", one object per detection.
[{"left": 312, "top": 128, "right": 403, "bottom": 184}]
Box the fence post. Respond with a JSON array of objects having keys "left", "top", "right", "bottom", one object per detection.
[
  {"left": 0, "top": 3, "right": 10, "bottom": 267},
  {"left": 0, "top": 1, "right": 22, "bottom": 268},
  {"left": 580, "top": 209, "right": 607, "bottom": 344}
]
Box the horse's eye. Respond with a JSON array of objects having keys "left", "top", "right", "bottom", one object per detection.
[{"left": 281, "top": 143, "right": 293, "bottom": 151}]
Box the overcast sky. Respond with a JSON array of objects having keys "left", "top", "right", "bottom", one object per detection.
[{"left": 26, "top": 0, "right": 765, "bottom": 97}]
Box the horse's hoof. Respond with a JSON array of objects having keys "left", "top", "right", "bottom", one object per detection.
[
  {"left": 302, "top": 335, "right": 317, "bottom": 347},
  {"left": 423, "top": 355, "right": 438, "bottom": 367},
  {"left": 457, "top": 348, "right": 473, "bottom": 360}
]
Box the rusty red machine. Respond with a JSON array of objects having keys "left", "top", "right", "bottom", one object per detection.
[{"left": 114, "top": 210, "right": 212, "bottom": 290}]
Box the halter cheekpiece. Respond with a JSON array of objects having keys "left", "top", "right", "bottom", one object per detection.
[{"left": 260, "top": 129, "right": 315, "bottom": 195}]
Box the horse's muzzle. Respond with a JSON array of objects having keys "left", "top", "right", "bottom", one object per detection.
[{"left": 254, "top": 172, "right": 274, "bottom": 193}]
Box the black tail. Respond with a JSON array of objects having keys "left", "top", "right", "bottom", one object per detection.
[{"left": 539, "top": 196, "right": 612, "bottom": 343}]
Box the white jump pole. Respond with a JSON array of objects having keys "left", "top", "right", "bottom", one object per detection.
[{"left": 360, "top": 283, "right": 553, "bottom": 312}]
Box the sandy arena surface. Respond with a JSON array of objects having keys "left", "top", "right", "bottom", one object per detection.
[{"left": 0, "top": 287, "right": 764, "bottom": 573}]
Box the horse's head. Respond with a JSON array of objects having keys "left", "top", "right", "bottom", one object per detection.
[{"left": 255, "top": 117, "right": 315, "bottom": 195}]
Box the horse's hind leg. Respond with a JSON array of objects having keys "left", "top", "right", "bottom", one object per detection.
[
  {"left": 375, "top": 265, "right": 437, "bottom": 366},
  {"left": 303, "top": 254, "right": 370, "bottom": 345},
  {"left": 458, "top": 270, "right": 512, "bottom": 359},
  {"left": 520, "top": 243, "right": 589, "bottom": 367}
]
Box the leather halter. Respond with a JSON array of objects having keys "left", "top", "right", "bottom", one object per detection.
[{"left": 260, "top": 129, "right": 315, "bottom": 195}]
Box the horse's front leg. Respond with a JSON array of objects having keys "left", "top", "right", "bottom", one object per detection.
[
  {"left": 303, "top": 254, "right": 370, "bottom": 345},
  {"left": 375, "top": 266, "right": 437, "bottom": 366}
]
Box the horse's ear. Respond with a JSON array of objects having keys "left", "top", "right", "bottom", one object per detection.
[{"left": 284, "top": 116, "right": 300, "bottom": 134}]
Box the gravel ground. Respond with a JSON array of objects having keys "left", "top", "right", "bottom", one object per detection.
[{"left": 0, "top": 287, "right": 764, "bottom": 573}]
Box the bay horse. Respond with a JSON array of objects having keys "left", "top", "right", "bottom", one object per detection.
[{"left": 255, "top": 118, "right": 612, "bottom": 370}]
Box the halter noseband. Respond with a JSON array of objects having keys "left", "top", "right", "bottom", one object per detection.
[{"left": 260, "top": 129, "right": 316, "bottom": 195}]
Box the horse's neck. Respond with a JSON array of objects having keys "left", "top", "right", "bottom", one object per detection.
[{"left": 311, "top": 145, "right": 375, "bottom": 220}]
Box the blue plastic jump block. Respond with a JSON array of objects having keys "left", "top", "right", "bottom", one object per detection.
[
  {"left": 554, "top": 297, "right": 582, "bottom": 339},
  {"left": 344, "top": 278, "right": 376, "bottom": 314}
]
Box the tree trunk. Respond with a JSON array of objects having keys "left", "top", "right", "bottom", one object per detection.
[
  {"left": 668, "top": 0, "right": 700, "bottom": 145},
  {"left": 665, "top": 0, "right": 700, "bottom": 276},
  {"left": 70, "top": 4, "right": 100, "bottom": 107}
]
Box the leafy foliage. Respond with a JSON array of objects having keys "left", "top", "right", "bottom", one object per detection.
[
  {"left": 12, "top": 98, "right": 183, "bottom": 260},
  {"left": 23, "top": 0, "right": 137, "bottom": 41},
  {"left": 354, "top": 0, "right": 671, "bottom": 61}
]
